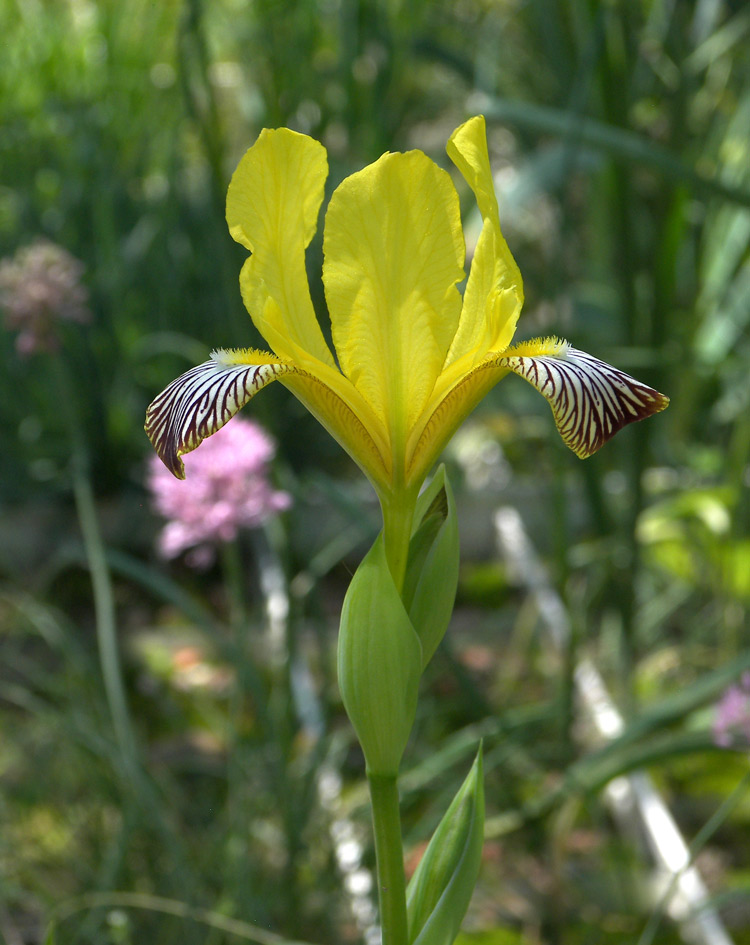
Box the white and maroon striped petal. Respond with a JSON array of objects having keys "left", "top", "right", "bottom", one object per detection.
[
  {"left": 501, "top": 344, "right": 669, "bottom": 458},
  {"left": 145, "top": 351, "right": 291, "bottom": 478}
]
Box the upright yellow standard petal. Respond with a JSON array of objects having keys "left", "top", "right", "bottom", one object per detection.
[
  {"left": 323, "top": 149, "right": 465, "bottom": 479},
  {"left": 444, "top": 116, "right": 523, "bottom": 370},
  {"left": 226, "top": 128, "right": 335, "bottom": 370},
  {"left": 405, "top": 117, "right": 526, "bottom": 485}
]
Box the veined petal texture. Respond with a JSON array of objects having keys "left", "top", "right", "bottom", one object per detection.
[
  {"left": 144, "top": 349, "right": 291, "bottom": 478},
  {"left": 323, "top": 149, "right": 464, "bottom": 454},
  {"left": 226, "top": 128, "right": 335, "bottom": 370},
  {"left": 501, "top": 339, "right": 670, "bottom": 457}
]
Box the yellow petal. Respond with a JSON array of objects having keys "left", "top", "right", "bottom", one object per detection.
[
  {"left": 281, "top": 369, "right": 391, "bottom": 490},
  {"left": 444, "top": 116, "right": 523, "bottom": 368},
  {"left": 145, "top": 348, "right": 292, "bottom": 478},
  {"left": 226, "top": 128, "right": 335, "bottom": 370},
  {"left": 323, "top": 149, "right": 464, "bottom": 463},
  {"left": 408, "top": 117, "right": 525, "bottom": 481},
  {"left": 407, "top": 357, "right": 510, "bottom": 488},
  {"left": 500, "top": 338, "right": 669, "bottom": 457}
]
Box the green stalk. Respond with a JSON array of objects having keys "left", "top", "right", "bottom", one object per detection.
[
  {"left": 220, "top": 538, "right": 248, "bottom": 629},
  {"left": 53, "top": 358, "right": 137, "bottom": 774},
  {"left": 370, "top": 485, "right": 420, "bottom": 942},
  {"left": 71, "top": 459, "right": 138, "bottom": 771},
  {"left": 368, "top": 774, "right": 409, "bottom": 945},
  {"left": 380, "top": 486, "right": 419, "bottom": 592}
]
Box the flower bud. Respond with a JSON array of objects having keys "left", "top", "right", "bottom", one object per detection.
[{"left": 337, "top": 534, "right": 422, "bottom": 776}]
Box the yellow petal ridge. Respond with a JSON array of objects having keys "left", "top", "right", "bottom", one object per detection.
[
  {"left": 444, "top": 116, "right": 523, "bottom": 369},
  {"left": 323, "top": 148, "right": 464, "bottom": 476},
  {"left": 407, "top": 354, "right": 511, "bottom": 487},
  {"left": 226, "top": 128, "right": 335, "bottom": 370},
  {"left": 281, "top": 370, "right": 392, "bottom": 490}
]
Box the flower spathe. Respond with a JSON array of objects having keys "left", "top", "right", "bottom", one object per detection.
[{"left": 146, "top": 116, "right": 668, "bottom": 504}]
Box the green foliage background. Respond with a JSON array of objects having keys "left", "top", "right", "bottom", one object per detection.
[{"left": 2, "top": 0, "right": 750, "bottom": 943}]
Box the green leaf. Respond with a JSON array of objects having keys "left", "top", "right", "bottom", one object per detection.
[
  {"left": 338, "top": 533, "right": 422, "bottom": 776},
  {"left": 407, "top": 744, "right": 485, "bottom": 945},
  {"left": 403, "top": 466, "right": 460, "bottom": 669}
]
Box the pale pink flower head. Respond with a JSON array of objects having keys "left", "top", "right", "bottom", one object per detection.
[
  {"left": 147, "top": 416, "right": 291, "bottom": 567},
  {"left": 0, "top": 239, "right": 90, "bottom": 356},
  {"left": 713, "top": 673, "right": 750, "bottom": 748}
]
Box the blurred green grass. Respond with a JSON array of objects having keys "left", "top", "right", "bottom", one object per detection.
[{"left": 2, "top": 0, "right": 750, "bottom": 942}]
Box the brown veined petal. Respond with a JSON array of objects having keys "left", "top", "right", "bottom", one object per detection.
[
  {"left": 500, "top": 340, "right": 669, "bottom": 458},
  {"left": 145, "top": 348, "right": 292, "bottom": 478}
]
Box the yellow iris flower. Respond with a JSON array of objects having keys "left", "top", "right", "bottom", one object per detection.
[{"left": 146, "top": 116, "right": 667, "bottom": 575}]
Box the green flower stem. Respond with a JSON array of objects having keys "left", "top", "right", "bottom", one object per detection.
[
  {"left": 380, "top": 486, "right": 419, "bottom": 592},
  {"left": 370, "top": 486, "right": 421, "bottom": 942},
  {"left": 368, "top": 773, "right": 409, "bottom": 945},
  {"left": 220, "top": 538, "right": 248, "bottom": 629},
  {"left": 71, "top": 458, "right": 138, "bottom": 773},
  {"left": 52, "top": 358, "right": 138, "bottom": 775}
]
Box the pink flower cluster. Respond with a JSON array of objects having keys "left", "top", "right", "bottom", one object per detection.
[
  {"left": 147, "top": 417, "right": 291, "bottom": 567},
  {"left": 713, "top": 673, "right": 750, "bottom": 748},
  {"left": 0, "top": 239, "right": 90, "bottom": 356}
]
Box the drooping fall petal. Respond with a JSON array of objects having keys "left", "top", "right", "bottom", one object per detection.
[
  {"left": 500, "top": 339, "right": 669, "bottom": 458},
  {"left": 145, "top": 347, "right": 392, "bottom": 488},
  {"left": 408, "top": 337, "right": 669, "bottom": 482},
  {"left": 145, "top": 349, "right": 292, "bottom": 478}
]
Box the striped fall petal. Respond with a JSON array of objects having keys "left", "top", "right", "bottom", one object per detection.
[
  {"left": 500, "top": 341, "right": 669, "bottom": 458},
  {"left": 145, "top": 349, "right": 292, "bottom": 478}
]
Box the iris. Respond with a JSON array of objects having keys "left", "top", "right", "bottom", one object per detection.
[{"left": 146, "top": 116, "right": 667, "bottom": 581}]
